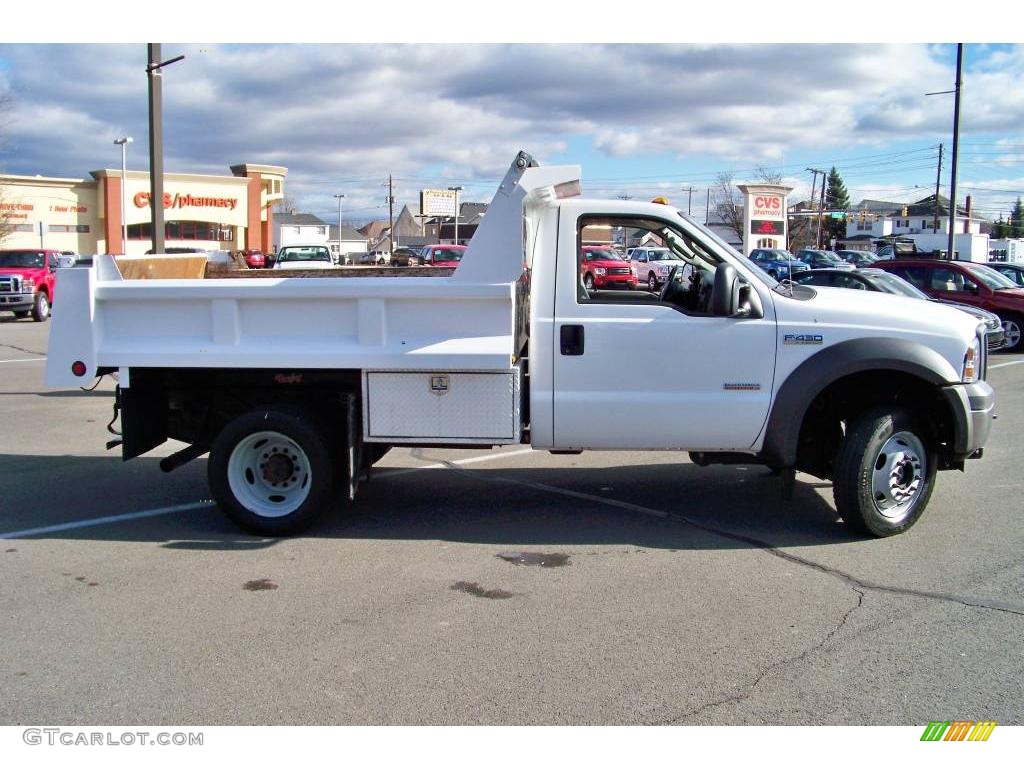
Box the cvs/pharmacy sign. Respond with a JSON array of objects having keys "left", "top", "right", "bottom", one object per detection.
[{"left": 751, "top": 195, "right": 784, "bottom": 220}]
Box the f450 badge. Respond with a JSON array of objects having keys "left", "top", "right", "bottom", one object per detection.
[{"left": 784, "top": 334, "right": 823, "bottom": 346}]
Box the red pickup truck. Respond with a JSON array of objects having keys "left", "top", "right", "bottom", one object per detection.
[{"left": 0, "top": 248, "right": 59, "bottom": 322}]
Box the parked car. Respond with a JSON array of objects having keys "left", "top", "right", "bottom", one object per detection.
[
  {"left": 420, "top": 245, "right": 467, "bottom": 268},
  {"left": 242, "top": 249, "right": 265, "bottom": 269},
  {"left": 628, "top": 246, "right": 685, "bottom": 291},
  {"left": 0, "top": 248, "right": 59, "bottom": 321},
  {"left": 792, "top": 268, "right": 1005, "bottom": 351},
  {"left": 390, "top": 247, "right": 421, "bottom": 267},
  {"left": 747, "top": 248, "right": 809, "bottom": 280},
  {"left": 874, "top": 259, "right": 1024, "bottom": 351},
  {"left": 795, "top": 249, "right": 855, "bottom": 271},
  {"left": 836, "top": 249, "right": 877, "bottom": 267},
  {"left": 986, "top": 262, "right": 1024, "bottom": 288},
  {"left": 580, "top": 245, "right": 637, "bottom": 291},
  {"left": 144, "top": 247, "right": 207, "bottom": 255},
  {"left": 272, "top": 245, "right": 336, "bottom": 270}
]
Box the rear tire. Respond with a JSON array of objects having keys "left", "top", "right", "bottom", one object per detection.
[
  {"left": 833, "top": 407, "right": 936, "bottom": 537},
  {"left": 32, "top": 292, "right": 50, "bottom": 322},
  {"left": 208, "top": 407, "right": 336, "bottom": 536}
]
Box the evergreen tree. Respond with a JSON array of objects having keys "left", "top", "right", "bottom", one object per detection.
[
  {"left": 1012, "top": 197, "right": 1024, "bottom": 239},
  {"left": 823, "top": 167, "right": 851, "bottom": 245}
]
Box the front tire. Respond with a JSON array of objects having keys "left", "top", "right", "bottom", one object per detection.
[
  {"left": 14, "top": 310, "right": 30, "bottom": 319},
  {"left": 833, "top": 407, "right": 936, "bottom": 537},
  {"left": 584, "top": 273, "right": 595, "bottom": 290},
  {"left": 999, "top": 314, "right": 1022, "bottom": 352},
  {"left": 32, "top": 292, "right": 50, "bottom": 322},
  {"left": 208, "top": 408, "right": 336, "bottom": 536},
  {"left": 647, "top": 273, "right": 658, "bottom": 291}
]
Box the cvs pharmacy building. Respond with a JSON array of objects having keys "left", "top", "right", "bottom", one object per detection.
[{"left": 0, "top": 163, "right": 287, "bottom": 256}]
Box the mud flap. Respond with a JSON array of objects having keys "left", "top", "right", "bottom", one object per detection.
[{"left": 343, "top": 393, "right": 366, "bottom": 501}]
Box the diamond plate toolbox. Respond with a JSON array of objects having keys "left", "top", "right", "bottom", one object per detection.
[{"left": 363, "top": 367, "right": 521, "bottom": 443}]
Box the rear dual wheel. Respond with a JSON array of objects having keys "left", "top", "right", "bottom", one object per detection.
[{"left": 208, "top": 408, "right": 337, "bottom": 536}]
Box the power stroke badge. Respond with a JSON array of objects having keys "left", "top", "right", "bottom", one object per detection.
[{"left": 784, "top": 334, "right": 824, "bottom": 346}]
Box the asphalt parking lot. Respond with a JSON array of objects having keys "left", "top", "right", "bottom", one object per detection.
[{"left": 1, "top": 314, "right": 1022, "bottom": 726}]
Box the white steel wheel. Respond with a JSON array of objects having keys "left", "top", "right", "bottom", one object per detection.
[
  {"left": 227, "top": 431, "right": 312, "bottom": 518},
  {"left": 870, "top": 431, "right": 926, "bottom": 521},
  {"left": 209, "top": 407, "right": 337, "bottom": 536}
]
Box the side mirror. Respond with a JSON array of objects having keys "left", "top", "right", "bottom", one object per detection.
[
  {"left": 712, "top": 263, "right": 738, "bottom": 316},
  {"left": 713, "top": 262, "right": 762, "bottom": 319}
]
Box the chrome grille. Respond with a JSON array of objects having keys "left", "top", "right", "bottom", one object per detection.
[
  {"left": 609, "top": 267, "right": 631, "bottom": 275},
  {"left": 0, "top": 274, "right": 23, "bottom": 294}
]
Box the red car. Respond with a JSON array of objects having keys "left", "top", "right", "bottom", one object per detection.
[
  {"left": 580, "top": 245, "right": 637, "bottom": 291},
  {"left": 874, "top": 259, "right": 1024, "bottom": 351},
  {"left": 420, "top": 244, "right": 467, "bottom": 268},
  {"left": 0, "top": 248, "right": 59, "bottom": 321},
  {"left": 242, "top": 249, "right": 265, "bottom": 269}
]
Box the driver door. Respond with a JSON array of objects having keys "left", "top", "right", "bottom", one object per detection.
[{"left": 551, "top": 205, "right": 778, "bottom": 451}]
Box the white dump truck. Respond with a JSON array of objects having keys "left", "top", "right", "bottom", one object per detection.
[{"left": 46, "top": 151, "right": 995, "bottom": 537}]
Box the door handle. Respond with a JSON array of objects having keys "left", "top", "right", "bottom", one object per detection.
[{"left": 560, "top": 324, "right": 584, "bottom": 356}]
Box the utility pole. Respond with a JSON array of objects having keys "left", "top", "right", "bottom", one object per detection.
[
  {"left": 705, "top": 188, "right": 711, "bottom": 225},
  {"left": 947, "top": 44, "right": 963, "bottom": 261},
  {"left": 145, "top": 44, "right": 184, "bottom": 255},
  {"left": 618, "top": 194, "right": 633, "bottom": 249},
  {"left": 807, "top": 168, "right": 826, "bottom": 248},
  {"left": 387, "top": 174, "right": 395, "bottom": 252},
  {"left": 682, "top": 186, "right": 694, "bottom": 216},
  {"left": 933, "top": 143, "right": 943, "bottom": 233},
  {"left": 817, "top": 174, "right": 828, "bottom": 248}
]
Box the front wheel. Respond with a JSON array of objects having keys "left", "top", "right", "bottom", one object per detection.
[
  {"left": 833, "top": 407, "right": 936, "bottom": 537},
  {"left": 647, "top": 273, "right": 658, "bottom": 291},
  {"left": 208, "top": 407, "right": 336, "bottom": 536},
  {"left": 32, "top": 292, "right": 50, "bottom": 322},
  {"left": 584, "top": 273, "right": 595, "bottom": 290},
  {"left": 14, "top": 310, "right": 30, "bottom": 319},
  {"left": 999, "top": 314, "right": 1022, "bottom": 352}
]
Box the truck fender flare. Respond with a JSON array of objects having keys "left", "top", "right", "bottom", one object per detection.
[{"left": 761, "top": 337, "right": 959, "bottom": 468}]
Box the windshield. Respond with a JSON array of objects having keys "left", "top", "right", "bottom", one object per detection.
[
  {"left": 862, "top": 271, "right": 929, "bottom": 299},
  {"left": 964, "top": 263, "right": 1018, "bottom": 290},
  {"left": 0, "top": 251, "right": 45, "bottom": 268},
  {"left": 585, "top": 249, "right": 624, "bottom": 261},
  {"left": 431, "top": 248, "right": 464, "bottom": 262},
  {"left": 647, "top": 250, "right": 679, "bottom": 261},
  {"left": 818, "top": 252, "right": 843, "bottom": 264},
  {"left": 277, "top": 247, "right": 331, "bottom": 262}
]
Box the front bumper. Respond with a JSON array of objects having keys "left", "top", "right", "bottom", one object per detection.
[
  {"left": 0, "top": 292, "right": 34, "bottom": 310},
  {"left": 594, "top": 275, "right": 638, "bottom": 288},
  {"left": 942, "top": 380, "right": 995, "bottom": 461}
]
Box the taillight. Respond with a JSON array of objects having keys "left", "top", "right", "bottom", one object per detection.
[{"left": 71, "top": 361, "right": 87, "bottom": 377}]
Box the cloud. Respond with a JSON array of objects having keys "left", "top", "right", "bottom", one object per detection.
[{"left": 1, "top": 43, "right": 1022, "bottom": 222}]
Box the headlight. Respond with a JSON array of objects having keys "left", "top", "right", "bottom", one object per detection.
[
  {"left": 595, "top": 268, "right": 606, "bottom": 275},
  {"left": 22, "top": 278, "right": 35, "bottom": 291},
  {"left": 962, "top": 337, "right": 981, "bottom": 383}
]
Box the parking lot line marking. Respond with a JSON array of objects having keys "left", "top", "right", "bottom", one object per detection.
[
  {"left": 0, "top": 501, "right": 215, "bottom": 540},
  {"left": 0, "top": 357, "right": 46, "bottom": 363},
  {"left": 989, "top": 360, "right": 1024, "bottom": 370},
  {"left": 377, "top": 447, "right": 535, "bottom": 477}
]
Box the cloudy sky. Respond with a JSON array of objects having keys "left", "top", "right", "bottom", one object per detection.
[{"left": 1, "top": 39, "right": 1023, "bottom": 226}]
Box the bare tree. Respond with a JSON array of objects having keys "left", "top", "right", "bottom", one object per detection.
[{"left": 713, "top": 167, "right": 784, "bottom": 241}]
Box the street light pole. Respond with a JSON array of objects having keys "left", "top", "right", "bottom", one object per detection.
[
  {"left": 114, "top": 137, "right": 133, "bottom": 253},
  {"left": 947, "top": 44, "right": 964, "bottom": 261},
  {"left": 334, "top": 193, "right": 346, "bottom": 264},
  {"left": 448, "top": 185, "right": 463, "bottom": 245}
]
